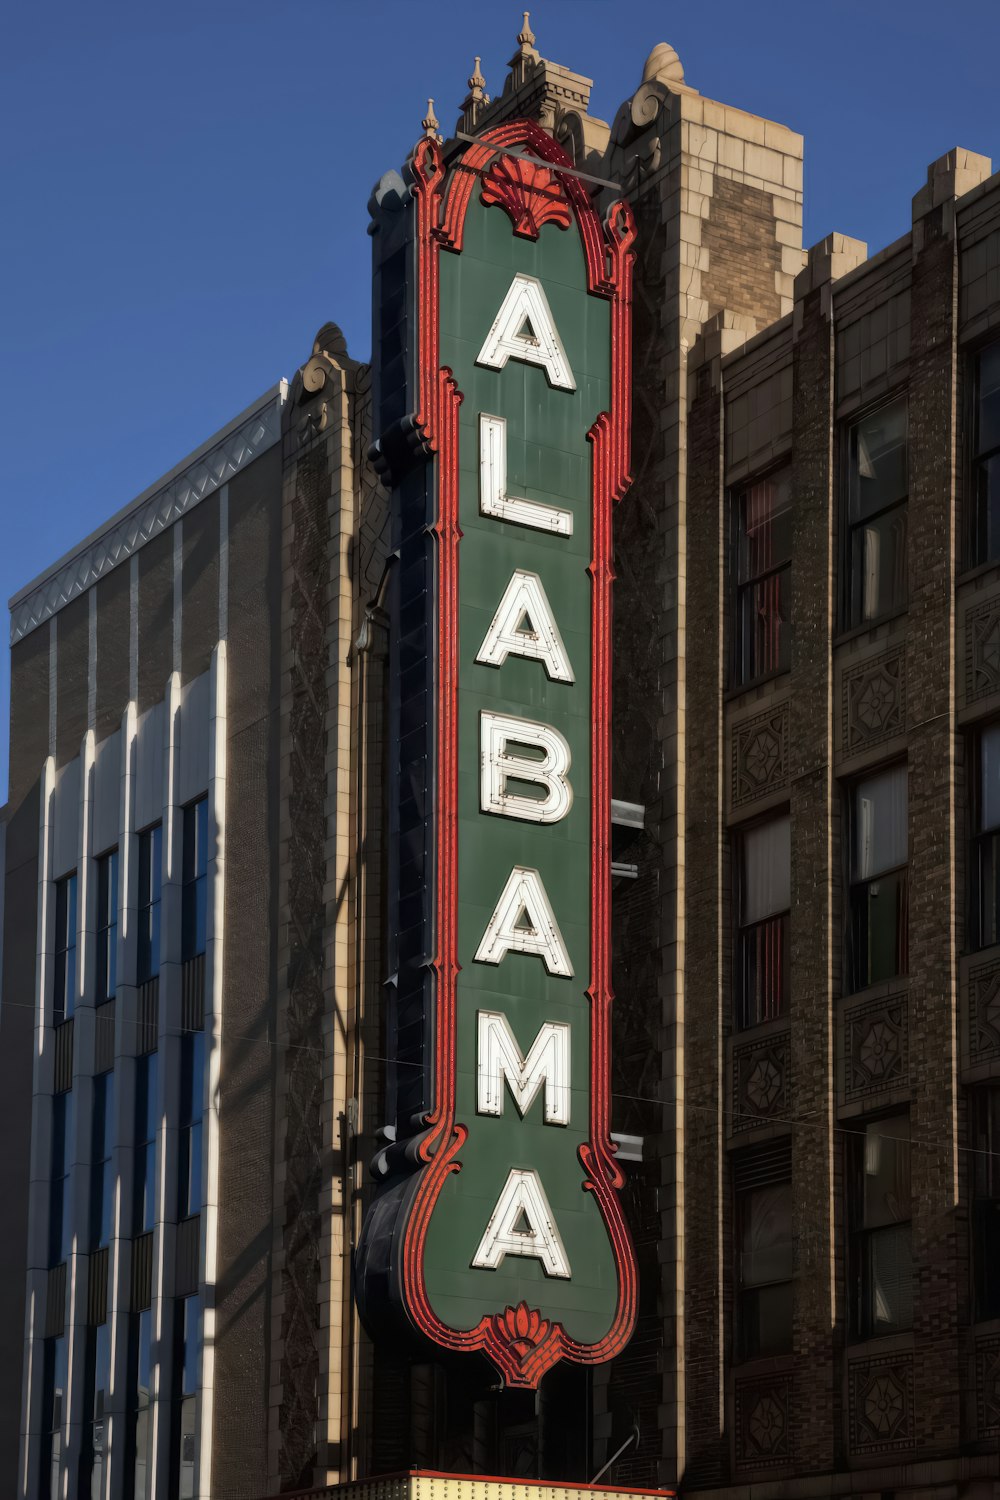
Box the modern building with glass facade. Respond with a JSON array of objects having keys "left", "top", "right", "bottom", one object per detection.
[{"left": 3, "top": 15, "right": 1000, "bottom": 1500}]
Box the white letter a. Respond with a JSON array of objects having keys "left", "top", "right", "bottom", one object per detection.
[
  {"left": 477, "top": 273, "right": 576, "bottom": 390},
  {"left": 474, "top": 865, "right": 573, "bottom": 977}
]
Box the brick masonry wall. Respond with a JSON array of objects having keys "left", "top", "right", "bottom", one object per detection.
[
  {"left": 788, "top": 285, "right": 837, "bottom": 1472},
  {"left": 702, "top": 178, "right": 784, "bottom": 330},
  {"left": 610, "top": 186, "right": 680, "bottom": 1490},
  {"left": 683, "top": 369, "right": 727, "bottom": 1487},
  {"left": 906, "top": 201, "right": 963, "bottom": 1452}
]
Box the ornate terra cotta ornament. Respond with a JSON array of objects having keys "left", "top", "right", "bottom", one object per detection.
[
  {"left": 735, "top": 1375, "right": 792, "bottom": 1470},
  {"left": 849, "top": 1355, "right": 914, "bottom": 1453},
  {"left": 480, "top": 154, "right": 573, "bottom": 239}
]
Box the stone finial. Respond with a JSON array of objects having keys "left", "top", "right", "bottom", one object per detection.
[
  {"left": 517, "top": 10, "right": 536, "bottom": 53},
  {"left": 468, "top": 56, "right": 488, "bottom": 98},
  {"left": 422, "top": 98, "right": 442, "bottom": 142},
  {"left": 460, "top": 56, "right": 491, "bottom": 130},
  {"left": 641, "top": 41, "right": 684, "bottom": 86}
]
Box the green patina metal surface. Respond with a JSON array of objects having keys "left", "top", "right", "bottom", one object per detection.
[{"left": 421, "top": 191, "right": 618, "bottom": 1343}]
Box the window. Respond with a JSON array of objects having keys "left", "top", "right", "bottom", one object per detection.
[
  {"left": 182, "top": 799, "right": 208, "bottom": 962},
  {"left": 848, "top": 765, "right": 908, "bottom": 991},
  {"left": 178, "top": 1033, "right": 205, "bottom": 1221},
  {"left": 83, "top": 1321, "right": 111, "bottom": 1500},
  {"left": 846, "top": 397, "right": 908, "bottom": 627},
  {"left": 971, "top": 724, "right": 1000, "bottom": 950},
  {"left": 130, "top": 1307, "right": 154, "bottom": 1500},
  {"left": 849, "top": 1114, "right": 912, "bottom": 1338},
  {"left": 171, "top": 1296, "right": 201, "bottom": 1498},
  {"left": 971, "top": 1087, "right": 1000, "bottom": 1321},
  {"left": 134, "top": 1053, "right": 158, "bottom": 1235},
  {"left": 53, "top": 873, "right": 77, "bottom": 1025},
  {"left": 734, "top": 1146, "right": 793, "bottom": 1359},
  {"left": 95, "top": 849, "right": 118, "bottom": 1003},
  {"left": 91, "top": 1073, "right": 115, "bottom": 1250},
  {"left": 50, "top": 1092, "right": 72, "bottom": 1267},
  {"left": 137, "top": 826, "right": 162, "bottom": 984},
  {"left": 42, "top": 1334, "right": 68, "bottom": 1500},
  {"left": 970, "top": 341, "right": 1000, "bottom": 565},
  {"left": 736, "top": 815, "right": 790, "bottom": 1029},
  {"left": 734, "top": 468, "right": 792, "bottom": 683}
]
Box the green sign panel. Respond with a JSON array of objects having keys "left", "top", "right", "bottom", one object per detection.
[{"left": 357, "top": 120, "right": 637, "bottom": 1389}]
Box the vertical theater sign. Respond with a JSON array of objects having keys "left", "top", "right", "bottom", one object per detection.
[{"left": 357, "top": 120, "right": 637, "bottom": 1388}]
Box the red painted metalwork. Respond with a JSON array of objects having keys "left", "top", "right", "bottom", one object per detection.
[
  {"left": 400, "top": 122, "right": 638, "bottom": 1388},
  {"left": 480, "top": 154, "right": 573, "bottom": 239}
]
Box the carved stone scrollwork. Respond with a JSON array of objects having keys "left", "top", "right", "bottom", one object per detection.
[
  {"left": 732, "top": 1034, "right": 789, "bottom": 1131},
  {"left": 288, "top": 324, "right": 351, "bottom": 451},
  {"left": 734, "top": 1375, "right": 791, "bottom": 1470},
  {"left": 842, "top": 648, "right": 905, "bottom": 751},
  {"left": 967, "top": 595, "right": 1000, "bottom": 702},
  {"left": 976, "top": 1335, "right": 1000, "bottom": 1437},
  {"left": 732, "top": 704, "right": 789, "bottom": 807},
  {"left": 969, "top": 957, "right": 1000, "bottom": 1063},
  {"left": 848, "top": 1355, "right": 914, "bottom": 1454},
  {"left": 844, "top": 992, "right": 908, "bottom": 1101}
]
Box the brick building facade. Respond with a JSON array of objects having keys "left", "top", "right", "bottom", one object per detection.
[
  {"left": 681, "top": 145, "right": 1000, "bottom": 1493},
  {"left": 2, "top": 17, "right": 999, "bottom": 1500}
]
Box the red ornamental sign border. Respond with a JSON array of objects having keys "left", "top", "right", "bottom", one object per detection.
[{"left": 402, "top": 119, "right": 638, "bottom": 1388}]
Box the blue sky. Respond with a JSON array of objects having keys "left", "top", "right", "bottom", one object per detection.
[{"left": 2, "top": 0, "right": 998, "bottom": 796}]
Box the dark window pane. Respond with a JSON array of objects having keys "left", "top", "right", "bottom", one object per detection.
[
  {"left": 737, "top": 568, "right": 791, "bottom": 681},
  {"left": 979, "top": 342, "right": 1000, "bottom": 455},
  {"left": 865, "top": 1223, "right": 913, "bottom": 1332},
  {"left": 54, "top": 874, "right": 78, "bottom": 1023},
  {"left": 849, "top": 401, "right": 908, "bottom": 521},
  {"left": 851, "top": 1114, "right": 913, "bottom": 1338},
  {"left": 849, "top": 868, "right": 908, "bottom": 988},
  {"left": 737, "top": 472, "right": 792, "bottom": 582},
  {"left": 134, "top": 1055, "right": 158, "bottom": 1234},
  {"left": 981, "top": 726, "right": 1000, "bottom": 833},
  {"left": 43, "top": 1334, "right": 69, "bottom": 1500},
  {"left": 853, "top": 767, "right": 907, "bottom": 881},
  {"left": 737, "top": 817, "right": 790, "bottom": 1029},
  {"left": 137, "top": 828, "right": 162, "bottom": 983},
  {"left": 740, "top": 1282, "right": 794, "bottom": 1360},
  {"left": 735, "top": 470, "right": 792, "bottom": 685},
  {"left": 178, "top": 1034, "right": 205, "bottom": 1217},
  {"left": 972, "top": 1088, "right": 1000, "bottom": 1319},
  {"left": 850, "top": 507, "right": 908, "bottom": 624},
  {"left": 974, "top": 831, "right": 1000, "bottom": 949},
  {"left": 91, "top": 1074, "right": 115, "bottom": 1249},
  {"left": 95, "top": 851, "right": 118, "bottom": 1002},
  {"left": 738, "top": 915, "right": 788, "bottom": 1029},
  {"left": 741, "top": 1182, "right": 794, "bottom": 1283},
  {"left": 846, "top": 399, "right": 907, "bottom": 625},
  {"left": 50, "top": 1093, "right": 72, "bottom": 1266},
  {"left": 974, "top": 454, "right": 1000, "bottom": 565},
  {"left": 742, "top": 817, "right": 791, "bottom": 922},
  {"left": 172, "top": 1296, "right": 202, "bottom": 1497},
  {"left": 133, "top": 1307, "right": 154, "bottom": 1500},
  {"left": 182, "top": 799, "right": 208, "bottom": 960},
  {"left": 737, "top": 1179, "right": 793, "bottom": 1358},
  {"left": 86, "top": 1322, "right": 111, "bottom": 1500},
  {"left": 862, "top": 1116, "right": 911, "bottom": 1227},
  {"left": 974, "top": 1201, "right": 1000, "bottom": 1320}
]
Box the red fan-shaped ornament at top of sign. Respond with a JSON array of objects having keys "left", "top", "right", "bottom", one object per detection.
[{"left": 480, "top": 153, "right": 573, "bottom": 239}]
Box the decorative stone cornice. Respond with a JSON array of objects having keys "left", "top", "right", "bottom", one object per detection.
[{"left": 9, "top": 383, "right": 287, "bottom": 645}]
